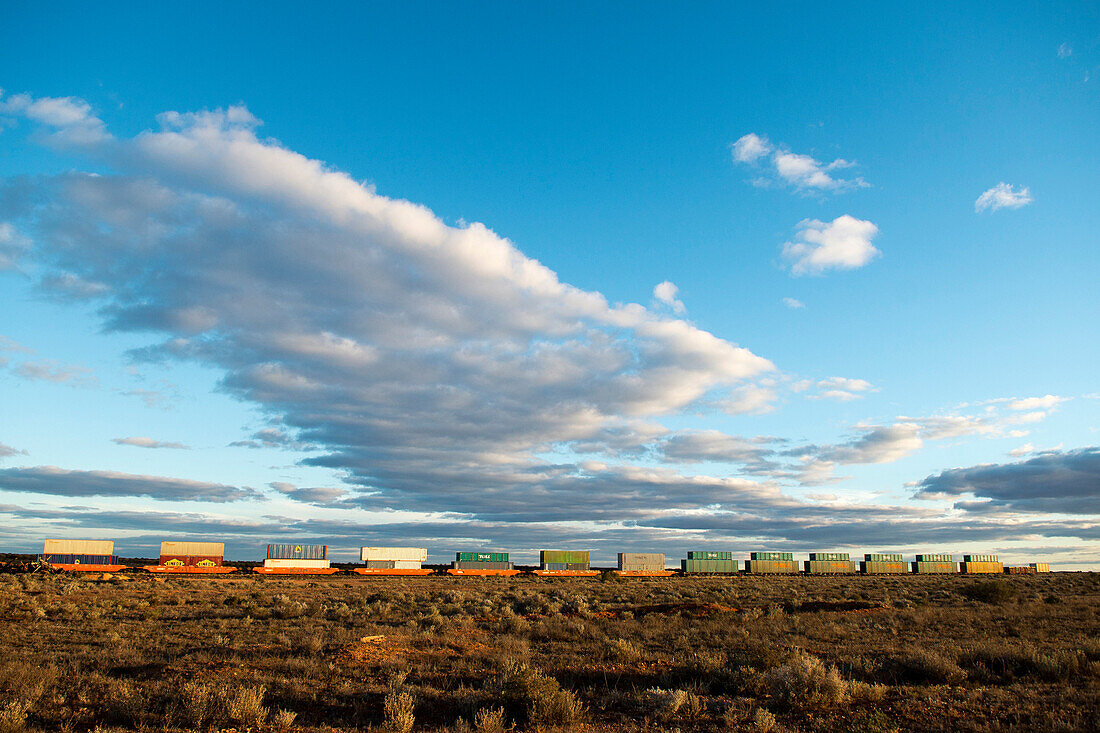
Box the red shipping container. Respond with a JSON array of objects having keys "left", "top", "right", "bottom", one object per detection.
[{"left": 158, "top": 555, "right": 223, "bottom": 567}]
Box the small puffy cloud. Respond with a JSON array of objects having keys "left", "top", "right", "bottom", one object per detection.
[
  {"left": 731, "top": 133, "right": 772, "bottom": 163},
  {"left": 719, "top": 384, "right": 779, "bottom": 415},
  {"left": 1058, "top": 43, "right": 1073, "bottom": 58},
  {"left": 914, "top": 447, "right": 1100, "bottom": 515},
  {"left": 1008, "top": 443, "right": 1034, "bottom": 457},
  {"left": 0, "top": 465, "right": 260, "bottom": 502},
  {"left": 269, "top": 481, "right": 348, "bottom": 506},
  {"left": 13, "top": 359, "right": 97, "bottom": 387},
  {"left": 0, "top": 90, "right": 109, "bottom": 145},
  {"left": 652, "top": 280, "right": 685, "bottom": 314},
  {"left": 809, "top": 377, "right": 878, "bottom": 402},
  {"left": 823, "top": 423, "right": 923, "bottom": 465},
  {"left": 732, "top": 133, "right": 867, "bottom": 192},
  {"left": 0, "top": 442, "right": 28, "bottom": 460},
  {"left": 0, "top": 222, "right": 30, "bottom": 270},
  {"left": 781, "top": 297, "right": 805, "bottom": 309},
  {"left": 112, "top": 436, "right": 189, "bottom": 450},
  {"left": 975, "top": 183, "right": 1032, "bottom": 212},
  {"left": 229, "top": 427, "right": 317, "bottom": 451},
  {"left": 781, "top": 215, "right": 880, "bottom": 276},
  {"left": 1009, "top": 395, "right": 1068, "bottom": 411}
]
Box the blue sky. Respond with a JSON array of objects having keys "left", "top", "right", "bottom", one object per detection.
[{"left": 1, "top": 3, "right": 1097, "bottom": 566}]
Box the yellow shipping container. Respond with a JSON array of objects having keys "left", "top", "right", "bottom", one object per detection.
[{"left": 960, "top": 561, "right": 1003, "bottom": 574}]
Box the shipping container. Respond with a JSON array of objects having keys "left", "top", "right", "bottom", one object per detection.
[
  {"left": 808, "top": 552, "right": 850, "bottom": 561},
  {"left": 963, "top": 554, "right": 998, "bottom": 563},
  {"left": 860, "top": 561, "right": 908, "bottom": 574},
  {"left": 453, "top": 560, "right": 514, "bottom": 570},
  {"left": 1004, "top": 566, "right": 1037, "bottom": 574},
  {"left": 750, "top": 551, "right": 793, "bottom": 561},
  {"left": 456, "top": 552, "right": 509, "bottom": 562},
  {"left": 263, "top": 558, "right": 331, "bottom": 568},
  {"left": 365, "top": 560, "right": 396, "bottom": 569},
  {"left": 160, "top": 541, "right": 224, "bottom": 557},
  {"left": 681, "top": 558, "right": 739, "bottom": 574},
  {"left": 41, "top": 553, "right": 119, "bottom": 565},
  {"left": 540, "top": 550, "right": 590, "bottom": 565},
  {"left": 744, "top": 559, "right": 799, "bottom": 574},
  {"left": 804, "top": 560, "right": 857, "bottom": 574},
  {"left": 267, "top": 544, "right": 327, "bottom": 560},
  {"left": 912, "top": 561, "right": 957, "bottom": 574},
  {"left": 865, "top": 553, "right": 904, "bottom": 562},
  {"left": 360, "top": 547, "right": 427, "bottom": 562},
  {"left": 960, "top": 561, "right": 1003, "bottom": 574},
  {"left": 1029, "top": 562, "right": 1051, "bottom": 572},
  {"left": 915, "top": 554, "right": 954, "bottom": 562},
  {"left": 687, "top": 550, "right": 733, "bottom": 560},
  {"left": 618, "top": 553, "right": 665, "bottom": 571},
  {"left": 43, "top": 539, "right": 114, "bottom": 555},
  {"left": 541, "top": 562, "right": 590, "bottom": 571},
  {"left": 158, "top": 555, "right": 223, "bottom": 567}
]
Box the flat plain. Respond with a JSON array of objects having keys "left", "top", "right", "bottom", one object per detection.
[{"left": 0, "top": 571, "right": 1097, "bottom": 732}]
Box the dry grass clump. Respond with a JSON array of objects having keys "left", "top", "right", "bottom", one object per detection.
[
  {"left": 0, "top": 700, "right": 29, "bottom": 733},
  {"left": 472, "top": 705, "right": 507, "bottom": 733},
  {"left": 384, "top": 689, "right": 416, "bottom": 733},
  {"left": 272, "top": 708, "right": 298, "bottom": 731},
  {"left": 501, "top": 664, "right": 584, "bottom": 726},
  {"left": 227, "top": 684, "right": 268, "bottom": 728},
  {"left": 765, "top": 650, "right": 849, "bottom": 710}
]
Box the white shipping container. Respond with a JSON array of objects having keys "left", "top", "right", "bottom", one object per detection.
[
  {"left": 360, "top": 547, "right": 427, "bottom": 562},
  {"left": 263, "top": 558, "right": 331, "bottom": 568},
  {"left": 44, "top": 539, "right": 114, "bottom": 555},
  {"left": 393, "top": 560, "right": 424, "bottom": 569},
  {"left": 160, "top": 541, "right": 224, "bottom": 556}
]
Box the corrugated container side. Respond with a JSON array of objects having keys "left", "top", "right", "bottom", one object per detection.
[
  {"left": 619, "top": 553, "right": 666, "bottom": 570},
  {"left": 963, "top": 554, "right": 999, "bottom": 563},
  {"left": 360, "top": 547, "right": 427, "bottom": 562},
  {"left": 42, "top": 553, "right": 119, "bottom": 565},
  {"left": 960, "top": 561, "right": 1003, "bottom": 574},
  {"left": 540, "top": 550, "right": 590, "bottom": 564},
  {"left": 681, "top": 559, "right": 738, "bottom": 573},
  {"left": 456, "top": 552, "right": 509, "bottom": 562},
  {"left": 915, "top": 554, "right": 954, "bottom": 562},
  {"left": 912, "top": 561, "right": 957, "bottom": 574},
  {"left": 687, "top": 551, "right": 733, "bottom": 560},
  {"left": 860, "top": 561, "right": 908, "bottom": 574},
  {"left": 392, "top": 560, "right": 423, "bottom": 569},
  {"left": 263, "top": 558, "right": 331, "bottom": 568},
  {"left": 804, "top": 560, "right": 857, "bottom": 574},
  {"left": 453, "top": 560, "right": 513, "bottom": 570},
  {"left": 744, "top": 559, "right": 799, "bottom": 574},
  {"left": 267, "top": 544, "right": 327, "bottom": 560},
  {"left": 750, "top": 552, "right": 794, "bottom": 561},
  {"left": 1005, "top": 566, "right": 1036, "bottom": 574},
  {"left": 808, "top": 552, "right": 850, "bottom": 561},
  {"left": 159, "top": 555, "right": 223, "bottom": 567},
  {"left": 864, "top": 553, "right": 904, "bottom": 562},
  {"left": 1029, "top": 563, "right": 1051, "bottom": 572},
  {"left": 43, "top": 539, "right": 115, "bottom": 555},
  {"left": 365, "top": 560, "right": 396, "bottom": 569},
  {"left": 160, "top": 541, "right": 224, "bottom": 557}
]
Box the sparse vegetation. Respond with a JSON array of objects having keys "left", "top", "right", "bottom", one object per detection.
[{"left": 0, "top": 570, "right": 1095, "bottom": 730}]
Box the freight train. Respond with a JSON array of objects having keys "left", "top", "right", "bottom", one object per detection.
[{"left": 30, "top": 540, "right": 1051, "bottom": 577}]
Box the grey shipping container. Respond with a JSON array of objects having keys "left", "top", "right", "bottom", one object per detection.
[
  {"left": 619, "top": 553, "right": 665, "bottom": 571},
  {"left": 804, "top": 560, "right": 857, "bottom": 574},
  {"left": 267, "top": 543, "right": 327, "bottom": 560},
  {"left": 915, "top": 554, "right": 954, "bottom": 562},
  {"left": 865, "top": 553, "right": 904, "bottom": 562},
  {"left": 365, "top": 560, "right": 396, "bottom": 569}
]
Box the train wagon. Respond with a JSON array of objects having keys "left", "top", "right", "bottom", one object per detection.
[
  {"left": 144, "top": 541, "right": 237, "bottom": 574},
  {"left": 40, "top": 539, "right": 128, "bottom": 572},
  {"left": 616, "top": 552, "right": 674, "bottom": 576},
  {"left": 253, "top": 544, "right": 339, "bottom": 575},
  {"left": 446, "top": 552, "right": 520, "bottom": 576},
  {"left": 352, "top": 547, "right": 433, "bottom": 576}
]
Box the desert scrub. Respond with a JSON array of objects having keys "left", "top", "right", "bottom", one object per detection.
[
  {"left": 169, "top": 680, "right": 220, "bottom": 729},
  {"left": 473, "top": 706, "right": 507, "bottom": 733},
  {"left": 0, "top": 700, "right": 29, "bottom": 733},
  {"left": 384, "top": 689, "right": 416, "bottom": 733},
  {"left": 227, "top": 684, "right": 268, "bottom": 728},
  {"left": 960, "top": 581, "right": 1015, "bottom": 604},
  {"left": 765, "top": 650, "right": 850, "bottom": 710},
  {"left": 500, "top": 664, "right": 584, "bottom": 726},
  {"left": 271, "top": 708, "right": 297, "bottom": 731}
]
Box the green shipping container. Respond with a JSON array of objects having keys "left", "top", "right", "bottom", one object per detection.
[
  {"left": 456, "top": 552, "right": 509, "bottom": 562},
  {"left": 750, "top": 551, "right": 794, "bottom": 561},
  {"left": 744, "top": 559, "right": 799, "bottom": 574},
  {"left": 540, "top": 550, "right": 590, "bottom": 564},
  {"left": 963, "top": 554, "right": 998, "bottom": 563},
  {"left": 912, "top": 561, "right": 957, "bottom": 574},
  {"left": 804, "top": 560, "right": 857, "bottom": 574},
  {"left": 687, "top": 551, "right": 733, "bottom": 560},
  {"left": 864, "top": 553, "right": 904, "bottom": 562},
  {"left": 808, "top": 552, "right": 850, "bottom": 561},
  {"left": 680, "top": 558, "right": 738, "bottom": 574},
  {"left": 915, "top": 554, "right": 953, "bottom": 562}
]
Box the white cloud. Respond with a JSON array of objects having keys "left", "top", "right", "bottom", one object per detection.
[
  {"left": 731, "top": 133, "right": 772, "bottom": 163},
  {"left": 781, "top": 215, "right": 880, "bottom": 276},
  {"left": 12, "top": 359, "right": 97, "bottom": 387},
  {"left": 1009, "top": 395, "right": 1068, "bottom": 411},
  {"left": 1008, "top": 443, "right": 1034, "bottom": 457},
  {"left": 652, "top": 280, "right": 685, "bottom": 314},
  {"left": 810, "top": 377, "right": 877, "bottom": 401},
  {"left": 975, "top": 183, "right": 1032, "bottom": 212},
  {"left": 112, "top": 436, "right": 189, "bottom": 450},
  {"left": 731, "top": 133, "right": 867, "bottom": 192},
  {"left": 781, "top": 297, "right": 805, "bottom": 309},
  {"left": 0, "top": 90, "right": 109, "bottom": 145},
  {"left": 1058, "top": 43, "right": 1073, "bottom": 58}
]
